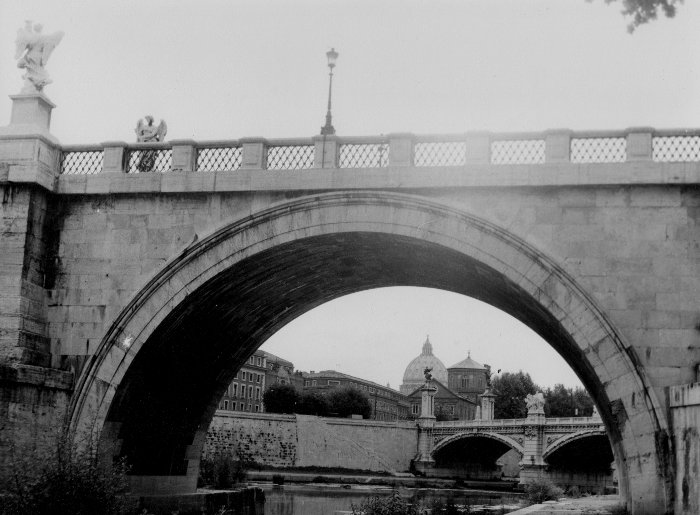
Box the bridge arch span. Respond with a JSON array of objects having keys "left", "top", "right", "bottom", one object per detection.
[
  {"left": 433, "top": 431, "right": 524, "bottom": 457},
  {"left": 543, "top": 429, "right": 608, "bottom": 462},
  {"left": 67, "top": 190, "right": 667, "bottom": 511}
]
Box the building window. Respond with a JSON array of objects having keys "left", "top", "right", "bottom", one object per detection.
[
  {"left": 257, "top": 357, "right": 262, "bottom": 366},
  {"left": 241, "top": 385, "right": 246, "bottom": 398},
  {"left": 247, "top": 404, "right": 252, "bottom": 411},
  {"left": 412, "top": 404, "right": 419, "bottom": 414},
  {"left": 328, "top": 380, "right": 340, "bottom": 386},
  {"left": 255, "top": 405, "right": 259, "bottom": 412},
  {"left": 369, "top": 387, "right": 375, "bottom": 393},
  {"left": 305, "top": 380, "right": 311, "bottom": 386},
  {"left": 257, "top": 374, "right": 261, "bottom": 383},
  {"left": 249, "top": 388, "right": 253, "bottom": 399},
  {"left": 241, "top": 371, "right": 246, "bottom": 381},
  {"left": 223, "top": 400, "right": 229, "bottom": 410},
  {"left": 240, "top": 403, "right": 245, "bottom": 410},
  {"left": 312, "top": 380, "right": 317, "bottom": 386},
  {"left": 233, "top": 383, "right": 238, "bottom": 397},
  {"left": 256, "top": 387, "right": 261, "bottom": 400}
]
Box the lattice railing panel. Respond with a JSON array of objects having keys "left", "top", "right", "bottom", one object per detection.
[
  {"left": 339, "top": 143, "right": 389, "bottom": 168},
  {"left": 267, "top": 145, "right": 314, "bottom": 170},
  {"left": 571, "top": 137, "right": 626, "bottom": 163},
  {"left": 491, "top": 139, "right": 545, "bottom": 164},
  {"left": 127, "top": 149, "right": 172, "bottom": 173},
  {"left": 196, "top": 147, "right": 243, "bottom": 171},
  {"left": 415, "top": 141, "right": 466, "bottom": 167},
  {"left": 653, "top": 136, "right": 700, "bottom": 162},
  {"left": 60, "top": 150, "right": 103, "bottom": 175}
]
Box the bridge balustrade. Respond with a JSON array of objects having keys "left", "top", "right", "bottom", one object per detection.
[{"left": 58, "top": 129, "right": 700, "bottom": 175}]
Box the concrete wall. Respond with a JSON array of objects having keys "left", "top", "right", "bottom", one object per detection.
[
  {"left": 204, "top": 411, "right": 418, "bottom": 473},
  {"left": 671, "top": 382, "right": 700, "bottom": 515}
]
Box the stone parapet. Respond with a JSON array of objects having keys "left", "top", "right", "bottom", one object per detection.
[{"left": 240, "top": 138, "right": 268, "bottom": 169}]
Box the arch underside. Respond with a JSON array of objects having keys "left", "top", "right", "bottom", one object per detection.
[
  {"left": 433, "top": 432, "right": 524, "bottom": 460},
  {"left": 546, "top": 433, "right": 614, "bottom": 471},
  {"left": 544, "top": 431, "right": 613, "bottom": 470},
  {"left": 67, "top": 192, "right": 666, "bottom": 509},
  {"left": 105, "top": 231, "right": 587, "bottom": 474},
  {"left": 433, "top": 435, "right": 519, "bottom": 473}
]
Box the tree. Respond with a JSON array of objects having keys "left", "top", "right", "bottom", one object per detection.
[
  {"left": 543, "top": 384, "right": 595, "bottom": 417},
  {"left": 262, "top": 383, "right": 299, "bottom": 414},
  {"left": 327, "top": 386, "right": 372, "bottom": 419},
  {"left": 598, "top": 0, "right": 683, "bottom": 32},
  {"left": 492, "top": 371, "right": 539, "bottom": 419},
  {"left": 297, "top": 390, "right": 330, "bottom": 416}
]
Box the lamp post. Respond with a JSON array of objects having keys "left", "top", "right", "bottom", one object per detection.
[{"left": 320, "top": 48, "right": 339, "bottom": 135}]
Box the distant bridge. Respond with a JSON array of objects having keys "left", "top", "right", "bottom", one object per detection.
[{"left": 428, "top": 416, "right": 611, "bottom": 484}]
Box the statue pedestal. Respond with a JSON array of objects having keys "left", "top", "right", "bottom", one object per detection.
[
  {"left": 0, "top": 92, "right": 58, "bottom": 144},
  {"left": 0, "top": 91, "right": 61, "bottom": 189}
]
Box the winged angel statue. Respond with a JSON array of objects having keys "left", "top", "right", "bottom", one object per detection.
[
  {"left": 134, "top": 116, "right": 168, "bottom": 172},
  {"left": 15, "top": 21, "right": 64, "bottom": 93}
]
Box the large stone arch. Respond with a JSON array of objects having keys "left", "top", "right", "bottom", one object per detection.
[
  {"left": 67, "top": 191, "right": 669, "bottom": 513},
  {"left": 433, "top": 432, "right": 525, "bottom": 457}
]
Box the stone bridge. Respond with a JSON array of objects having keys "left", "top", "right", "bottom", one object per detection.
[
  {"left": 2, "top": 93, "right": 700, "bottom": 513},
  {"left": 411, "top": 383, "right": 613, "bottom": 487},
  {"left": 427, "top": 415, "right": 610, "bottom": 485}
]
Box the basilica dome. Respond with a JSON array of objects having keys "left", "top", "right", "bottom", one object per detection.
[{"left": 400, "top": 336, "right": 448, "bottom": 395}]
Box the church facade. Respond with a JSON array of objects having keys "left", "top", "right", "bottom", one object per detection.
[{"left": 401, "top": 336, "right": 488, "bottom": 421}]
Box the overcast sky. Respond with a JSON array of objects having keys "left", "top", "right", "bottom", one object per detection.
[{"left": 2, "top": 0, "right": 699, "bottom": 389}]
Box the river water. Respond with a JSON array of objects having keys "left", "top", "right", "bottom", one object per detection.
[{"left": 260, "top": 484, "right": 522, "bottom": 515}]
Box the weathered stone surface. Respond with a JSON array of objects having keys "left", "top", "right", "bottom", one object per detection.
[
  {"left": 204, "top": 411, "right": 417, "bottom": 473},
  {"left": 3, "top": 143, "right": 700, "bottom": 512}
]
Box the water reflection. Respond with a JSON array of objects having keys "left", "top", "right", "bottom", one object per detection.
[{"left": 261, "top": 484, "right": 522, "bottom": 515}]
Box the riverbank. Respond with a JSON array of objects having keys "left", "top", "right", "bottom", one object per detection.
[
  {"left": 247, "top": 469, "right": 520, "bottom": 491},
  {"left": 508, "top": 494, "right": 623, "bottom": 514}
]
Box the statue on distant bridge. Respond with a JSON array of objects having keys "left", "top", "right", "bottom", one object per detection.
[
  {"left": 14, "top": 21, "right": 64, "bottom": 93},
  {"left": 525, "top": 392, "right": 545, "bottom": 415},
  {"left": 424, "top": 367, "right": 433, "bottom": 382},
  {"left": 135, "top": 115, "right": 167, "bottom": 143},
  {"left": 135, "top": 116, "right": 167, "bottom": 172}
]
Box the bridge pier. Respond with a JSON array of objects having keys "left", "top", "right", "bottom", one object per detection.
[
  {"left": 0, "top": 92, "right": 72, "bottom": 488},
  {"left": 413, "top": 381, "right": 438, "bottom": 475},
  {"left": 518, "top": 395, "right": 547, "bottom": 486}
]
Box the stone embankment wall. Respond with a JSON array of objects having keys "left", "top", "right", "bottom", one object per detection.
[{"left": 204, "top": 411, "right": 418, "bottom": 473}]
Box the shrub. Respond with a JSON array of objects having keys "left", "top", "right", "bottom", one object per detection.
[
  {"left": 351, "top": 490, "right": 421, "bottom": 515},
  {"left": 524, "top": 477, "right": 564, "bottom": 504},
  {"left": 198, "top": 455, "right": 247, "bottom": 489},
  {"left": 565, "top": 485, "right": 582, "bottom": 498},
  {"left": 1, "top": 430, "right": 130, "bottom": 515}
]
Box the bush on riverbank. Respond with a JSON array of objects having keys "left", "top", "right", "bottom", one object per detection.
[
  {"left": 1, "top": 430, "right": 130, "bottom": 515},
  {"left": 350, "top": 490, "right": 467, "bottom": 515},
  {"left": 198, "top": 455, "right": 248, "bottom": 489},
  {"left": 524, "top": 477, "right": 564, "bottom": 504},
  {"left": 351, "top": 490, "right": 422, "bottom": 515}
]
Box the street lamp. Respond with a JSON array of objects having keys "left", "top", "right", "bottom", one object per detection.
[{"left": 320, "top": 48, "right": 339, "bottom": 135}]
